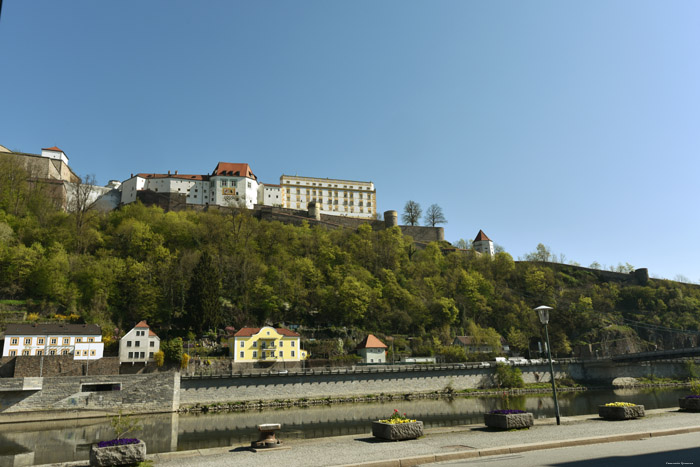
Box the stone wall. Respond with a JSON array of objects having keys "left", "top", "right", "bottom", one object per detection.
[
  {"left": 0, "top": 372, "right": 179, "bottom": 419},
  {"left": 179, "top": 364, "right": 568, "bottom": 406},
  {"left": 12, "top": 356, "right": 120, "bottom": 377},
  {"left": 253, "top": 205, "right": 445, "bottom": 244}
]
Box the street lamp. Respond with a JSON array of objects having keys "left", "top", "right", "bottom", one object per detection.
[{"left": 535, "top": 305, "right": 561, "bottom": 426}]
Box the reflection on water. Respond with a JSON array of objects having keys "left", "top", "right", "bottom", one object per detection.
[{"left": 0, "top": 387, "right": 687, "bottom": 465}]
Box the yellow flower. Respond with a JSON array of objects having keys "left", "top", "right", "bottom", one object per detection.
[{"left": 603, "top": 402, "right": 636, "bottom": 407}]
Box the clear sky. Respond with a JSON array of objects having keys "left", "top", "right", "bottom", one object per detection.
[{"left": 1, "top": 1, "right": 699, "bottom": 282}]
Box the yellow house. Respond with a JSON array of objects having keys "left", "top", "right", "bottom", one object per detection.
[{"left": 231, "top": 326, "right": 307, "bottom": 363}]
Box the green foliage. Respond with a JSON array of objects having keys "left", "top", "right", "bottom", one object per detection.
[
  {"left": 2, "top": 181, "right": 700, "bottom": 357},
  {"left": 494, "top": 364, "right": 525, "bottom": 388},
  {"left": 161, "top": 338, "right": 184, "bottom": 364},
  {"left": 438, "top": 344, "right": 467, "bottom": 363},
  {"left": 690, "top": 379, "right": 700, "bottom": 395}
]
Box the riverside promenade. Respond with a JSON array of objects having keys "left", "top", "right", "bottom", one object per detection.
[{"left": 135, "top": 408, "right": 700, "bottom": 467}]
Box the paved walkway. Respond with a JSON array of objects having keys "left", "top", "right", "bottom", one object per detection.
[{"left": 142, "top": 408, "right": 700, "bottom": 467}]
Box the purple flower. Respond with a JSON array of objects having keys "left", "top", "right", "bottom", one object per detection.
[
  {"left": 685, "top": 395, "right": 700, "bottom": 399},
  {"left": 489, "top": 409, "right": 526, "bottom": 414},
  {"left": 97, "top": 438, "right": 140, "bottom": 448}
]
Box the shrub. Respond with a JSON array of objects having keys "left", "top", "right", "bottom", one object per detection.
[
  {"left": 690, "top": 379, "right": 700, "bottom": 395},
  {"left": 154, "top": 351, "right": 165, "bottom": 367},
  {"left": 495, "top": 364, "right": 524, "bottom": 388},
  {"left": 181, "top": 353, "right": 190, "bottom": 369},
  {"left": 110, "top": 410, "right": 142, "bottom": 440}
]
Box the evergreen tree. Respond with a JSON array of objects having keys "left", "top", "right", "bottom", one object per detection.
[{"left": 185, "top": 251, "right": 222, "bottom": 334}]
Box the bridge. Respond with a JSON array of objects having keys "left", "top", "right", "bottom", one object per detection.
[{"left": 610, "top": 346, "right": 700, "bottom": 363}]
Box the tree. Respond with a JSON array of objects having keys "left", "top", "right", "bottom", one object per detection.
[
  {"left": 523, "top": 243, "right": 552, "bottom": 262},
  {"left": 402, "top": 201, "right": 422, "bottom": 226},
  {"left": 185, "top": 251, "right": 222, "bottom": 334},
  {"left": 67, "top": 174, "right": 99, "bottom": 253},
  {"left": 423, "top": 204, "right": 447, "bottom": 227}
]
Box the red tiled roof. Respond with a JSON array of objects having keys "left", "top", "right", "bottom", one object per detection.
[
  {"left": 42, "top": 146, "right": 63, "bottom": 151},
  {"left": 264, "top": 184, "right": 281, "bottom": 188},
  {"left": 212, "top": 162, "right": 257, "bottom": 180},
  {"left": 474, "top": 230, "right": 491, "bottom": 242},
  {"left": 136, "top": 173, "right": 208, "bottom": 181},
  {"left": 234, "top": 327, "right": 300, "bottom": 337},
  {"left": 133, "top": 320, "right": 158, "bottom": 337},
  {"left": 356, "top": 334, "right": 387, "bottom": 349}
]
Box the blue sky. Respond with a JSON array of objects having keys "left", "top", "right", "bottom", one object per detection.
[{"left": 1, "top": 1, "right": 699, "bottom": 281}]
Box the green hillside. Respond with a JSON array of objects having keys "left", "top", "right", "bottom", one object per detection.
[{"left": 1, "top": 171, "right": 699, "bottom": 358}]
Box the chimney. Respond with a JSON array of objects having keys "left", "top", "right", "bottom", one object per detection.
[
  {"left": 131, "top": 173, "right": 133, "bottom": 178},
  {"left": 175, "top": 170, "right": 178, "bottom": 175},
  {"left": 168, "top": 170, "right": 171, "bottom": 175}
]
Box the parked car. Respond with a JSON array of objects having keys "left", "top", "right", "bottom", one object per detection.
[{"left": 508, "top": 357, "right": 528, "bottom": 365}]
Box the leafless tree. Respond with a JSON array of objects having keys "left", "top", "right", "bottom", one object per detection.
[
  {"left": 68, "top": 174, "right": 99, "bottom": 253},
  {"left": 402, "top": 200, "right": 422, "bottom": 226},
  {"left": 423, "top": 204, "right": 447, "bottom": 227}
]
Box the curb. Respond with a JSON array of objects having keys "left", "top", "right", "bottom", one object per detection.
[{"left": 337, "top": 425, "right": 700, "bottom": 467}]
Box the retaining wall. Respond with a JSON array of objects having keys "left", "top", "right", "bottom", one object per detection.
[
  {"left": 179, "top": 364, "right": 568, "bottom": 406},
  {"left": 0, "top": 372, "right": 179, "bottom": 421}
]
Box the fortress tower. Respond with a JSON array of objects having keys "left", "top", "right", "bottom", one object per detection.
[{"left": 473, "top": 230, "right": 494, "bottom": 256}]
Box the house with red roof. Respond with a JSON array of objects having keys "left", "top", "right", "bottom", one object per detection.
[
  {"left": 230, "top": 326, "right": 307, "bottom": 364},
  {"left": 119, "top": 321, "right": 160, "bottom": 364},
  {"left": 356, "top": 334, "right": 387, "bottom": 364},
  {"left": 473, "top": 230, "right": 494, "bottom": 256}
]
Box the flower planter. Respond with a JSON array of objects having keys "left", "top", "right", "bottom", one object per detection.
[
  {"left": 89, "top": 440, "right": 146, "bottom": 467},
  {"left": 483, "top": 412, "right": 534, "bottom": 430},
  {"left": 372, "top": 421, "right": 423, "bottom": 440},
  {"left": 679, "top": 397, "right": 700, "bottom": 412},
  {"left": 598, "top": 405, "right": 645, "bottom": 420}
]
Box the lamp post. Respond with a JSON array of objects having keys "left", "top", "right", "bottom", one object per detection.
[{"left": 535, "top": 305, "right": 561, "bottom": 425}]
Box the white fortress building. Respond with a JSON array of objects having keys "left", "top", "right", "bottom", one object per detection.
[
  {"left": 120, "top": 162, "right": 260, "bottom": 209},
  {"left": 280, "top": 174, "right": 376, "bottom": 219},
  {"left": 119, "top": 162, "right": 377, "bottom": 219}
]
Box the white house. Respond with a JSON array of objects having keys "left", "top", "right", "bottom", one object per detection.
[
  {"left": 356, "top": 334, "right": 387, "bottom": 364},
  {"left": 473, "top": 230, "right": 494, "bottom": 256},
  {"left": 1, "top": 323, "right": 104, "bottom": 360},
  {"left": 119, "top": 320, "right": 160, "bottom": 363},
  {"left": 279, "top": 175, "right": 376, "bottom": 219}
]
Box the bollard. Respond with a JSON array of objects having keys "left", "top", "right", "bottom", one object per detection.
[{"left": 251, "top": 423, "right": 282, "bottom": 450}]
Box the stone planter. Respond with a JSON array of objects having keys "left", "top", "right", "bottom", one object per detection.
[
  {"left": 679, "top": 397, "right": 700, "bottom": 412},
  {"left": 598, "top": 405, "right": 645, "bottom": 420},
  {"left": 483, "top": 412, "right": 534, "bottom": 430},
  {"left": 89, "top": 440, "right": 146, "bottom": 467},
  {"left": 372, "top": 421, "right": 423, "bottom": 440}
]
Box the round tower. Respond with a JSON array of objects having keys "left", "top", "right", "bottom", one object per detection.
[
  {"left": 308, "top": 201, "right": 321, "bottom": 221},
  {"left": 384, "top": 210, "right": 398, "bottom": 228}
]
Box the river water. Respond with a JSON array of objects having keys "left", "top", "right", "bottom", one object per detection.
[{"left": 0, "top": 387, "right": 690, "bottom": 465}]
